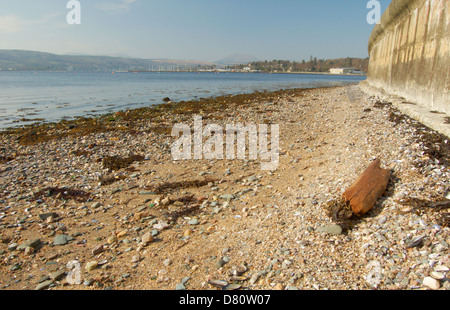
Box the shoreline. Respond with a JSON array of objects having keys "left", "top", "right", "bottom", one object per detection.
[
  {"left": 0, "top": 84, "right": 448, "bottom": 291},
  {"left": 0, "top": 84, "right": 352, "bottom": 137},
  {"left": 0, "top": 75, "right": 365, "bottom": 132}
]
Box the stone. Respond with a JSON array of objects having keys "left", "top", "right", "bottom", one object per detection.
[
  {"left": 50, "top": 270, "right": 66, "bottom": 281},
  {"left": 216, "top": 258, "right": 227, "bottom": 268},
  {"left": 35, "top": 280, "right": 53, "bottom": 290},
  {"left": 116, "top": 230, "right": 127, "bottom": 238},
  {"left": 154, "top": 220, "right": 170, "bottom": 231},
  {"left": 86, "top": 261, "right": 99, "bottom": 272},
  {"left": 317, "top": 224, "right": 343, "bottom": 235},
  {"left": 53, "top": 234, "right": 72, "bottom": 246},
  {"left": 221, "top": 194, "right": 235, "bottom": 201},
  {"left": 17, "top": 239, "right": 41, "bottom": 251},
  {"left": 92, "top": 244, "right": 104, "bottom": 256},
  {"left": 39, "top": 213, "right": 59, "bottom": 221},
  {"left": 342, "top": 159, "right": 390, "bottom": 215},
  {"left": 24, "top": 246, "right": 34, "bottom": 255},
  {"left": 188, "top": 218, "right": 199, "bottom": 225},
  {"left": 141, "top": 231, "right": 154, "bottom": 245},
  {"left": 107, "top": 235, "right": 118, "bottom": 244},
  {"left": 430, "top": 271, "right": 445, "bottom": 280},
  {"left": 423, "top": 276, "right": 440, "bottom": 290}
]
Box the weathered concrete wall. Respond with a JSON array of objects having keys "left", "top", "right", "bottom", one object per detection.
[{"left": 367, "top": 0, "right": 449, "bottom": 114}]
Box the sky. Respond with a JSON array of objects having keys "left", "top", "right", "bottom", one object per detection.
[{"left": 0, "top": 0, "right": 392, "bottom": 62}]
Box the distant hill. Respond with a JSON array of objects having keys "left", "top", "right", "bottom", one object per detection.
[
  {"left": 0, "top": 50, "right": 215, "bottom": 71},
  {"left": 216, "top": 54, "right": 259, "bottom": 65}
]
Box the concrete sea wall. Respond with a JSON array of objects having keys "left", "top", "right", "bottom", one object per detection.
[{"left": 366, "top": 0, "right": 449, "bottom": 115}]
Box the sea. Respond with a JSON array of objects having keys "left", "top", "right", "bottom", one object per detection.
[{"left": 0, "top": 71, "right": 366, "bottom": 129}]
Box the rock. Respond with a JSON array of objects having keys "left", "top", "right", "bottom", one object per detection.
[
  {"left": 17, "top": 239, "right": 41, "bottom": 251},
  {"left": 39, "top": 213, "right": 59, "bottom": 221},
  {"left": 154, "top": 220, "right": 170, "bottom": 231},
  {"left": 85, "top": 261, "right": 99, "bottom": 272},
  {"left": 107, "top": 235, "right": 118, "bottom": 244},
  {"left": 274, "top": 283, "right": 284, "bottom": 290},
  {"left": 8, "top": 243, "right": 18, "bottom": 251},
  {"left": 430, "top": 271, "right": 445, "bottom": 280},
  {"left": 220, "top": 194, "right": 235, "bottom": 201},
  {"left": 141, "top": 231, "right": 154, "bottom": 245},
  {"left": 24, "top": 246, "right": 34, "bottom": 255},
  {"left": 317, "top": 224, "right": 343, "bottom": 235},
  {"left": 116, "top": 230, "right": 127, "bottom": 238},
  {"left": 423, "top": 276, "right": 440, "bottom": 290},
  {"left": 216, "top": 258, "right": 227, "bottom": 268},
  {"left": 188, "top": 218, "right": 199, "bottom": 225},
  {"left": 175, "top": 283, "right": 186, "bottom": 290},
  {"left": 35, "top": 280, "right": 53, "bottom": 290},
  {"left": 92, "top": 244, "right": 104, "bottom": 256},
  {"left": 53, "top": 234, "right": 72, "bottom": 246},
  {"left": 139, "top": 191, "right": 158, "bottom": 195},
  {"left": 50, "top": 270, "right": 66, "bottom": 281},
  {"left": 342, "top": 159, "right": 390, "bottom": 215},
  {"left": 378, "top": 215, "right": 388, "bottom": 225}
]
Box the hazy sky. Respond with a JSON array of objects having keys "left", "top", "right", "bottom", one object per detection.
[{"left": 0, "top": 0, "right": 392, "bottom": 62}]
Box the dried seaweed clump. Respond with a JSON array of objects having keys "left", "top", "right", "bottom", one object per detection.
[
  {"left": 323, "top": 198, "right": 357, "bottom": 230},
  {"left": 0, "top": 156, "right": 14, "bottom": 164},
  {"left": 147, "top": 179, "right": 213, "bottom": 194},
  {"left": 34, "top": 187, "right": 90, "bottom": 203},
  {"left": 102, "top": 154, "right": 145, "bottom": 171}
]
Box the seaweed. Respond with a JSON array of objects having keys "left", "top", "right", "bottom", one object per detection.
[
  {"left": 99, "top": 174, "right": 128, "bottom": 186},
  {"left": 396, "top": 197, "right": 450, "bottom": 227},
  {"left": 102, "top": 154, "right": 145, "bottom": 171},
  {"left": 146, "top": 179, "right": 214, "bottom": 194},
  {"left": 0, "top": 156, "right": 14, "bottom": 164},
  {"left": 34, "top": 187, "right": 90, "bottom": 203},
  {"left": 1, "top": 87, "right": 311, "bottom": 146}
]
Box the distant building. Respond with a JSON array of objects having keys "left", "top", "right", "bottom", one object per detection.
[{"left": 330, "top": 67, "right": 356, "bottom": 74}]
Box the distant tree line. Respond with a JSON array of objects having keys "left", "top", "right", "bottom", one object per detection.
[{"left": 227, "top": 57, "right": 369, "bottom": 73}]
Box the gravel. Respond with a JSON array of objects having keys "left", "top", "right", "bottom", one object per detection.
[{"left": 0, "top": 85, "right": 448, "bottom": 290}]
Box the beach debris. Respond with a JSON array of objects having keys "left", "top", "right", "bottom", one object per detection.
[
  {"left": 102, "top": 154, "right": 145, "bottom": 171},
  {"left": 33, "top": 187, "right": 91, "bottom": 203},
  {"left": 343, "top": 158, "right": 391, "bottom": 216}
]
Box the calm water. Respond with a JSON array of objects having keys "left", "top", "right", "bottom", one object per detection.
[{"left": 0, "top": 71, "right": 366, "bottom": 129}]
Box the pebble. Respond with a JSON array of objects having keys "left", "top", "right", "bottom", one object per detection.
[
  {"left": 53, "top": 235, "right": 73, "bottom": 246},
  {"left": 317, "top": 224, "right": 342, "bottom": 235},
  {"left": 423, "top": 276, "right": 440, "bottom": 290},
  {"left": 35, "top": 280, "right": 53, "bottom": 290},
  {"left": 50, "top": 270, "right": 66, "bottom": 281},
  {"left": 16, "top": 239, "right": 41, "bottom": 251},
  {"left": 141, "top": 231, "right": 154, "bottom": 245},
  {"left": 188, "top": 219, "right": 199, "bottom": 225},
  {"left": 86, "top": 261, "right": 99, "bottom": 272}
]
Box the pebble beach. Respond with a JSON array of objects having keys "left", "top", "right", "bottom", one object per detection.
[{"left": 0, "top": 84, "right": 449, "bottom": 290}]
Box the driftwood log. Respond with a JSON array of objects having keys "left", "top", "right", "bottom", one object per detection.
[{"left": 343, "top": 159, "right": 391, "bottom": 215}]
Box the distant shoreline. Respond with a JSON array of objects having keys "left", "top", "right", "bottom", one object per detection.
[{"left": 0, "top": 69, "right": 366, "bottom": 77}]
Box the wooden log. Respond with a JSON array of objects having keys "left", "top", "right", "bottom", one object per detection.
[{"left": 343, "top": 159, "right": 390, "bottom": 215}]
